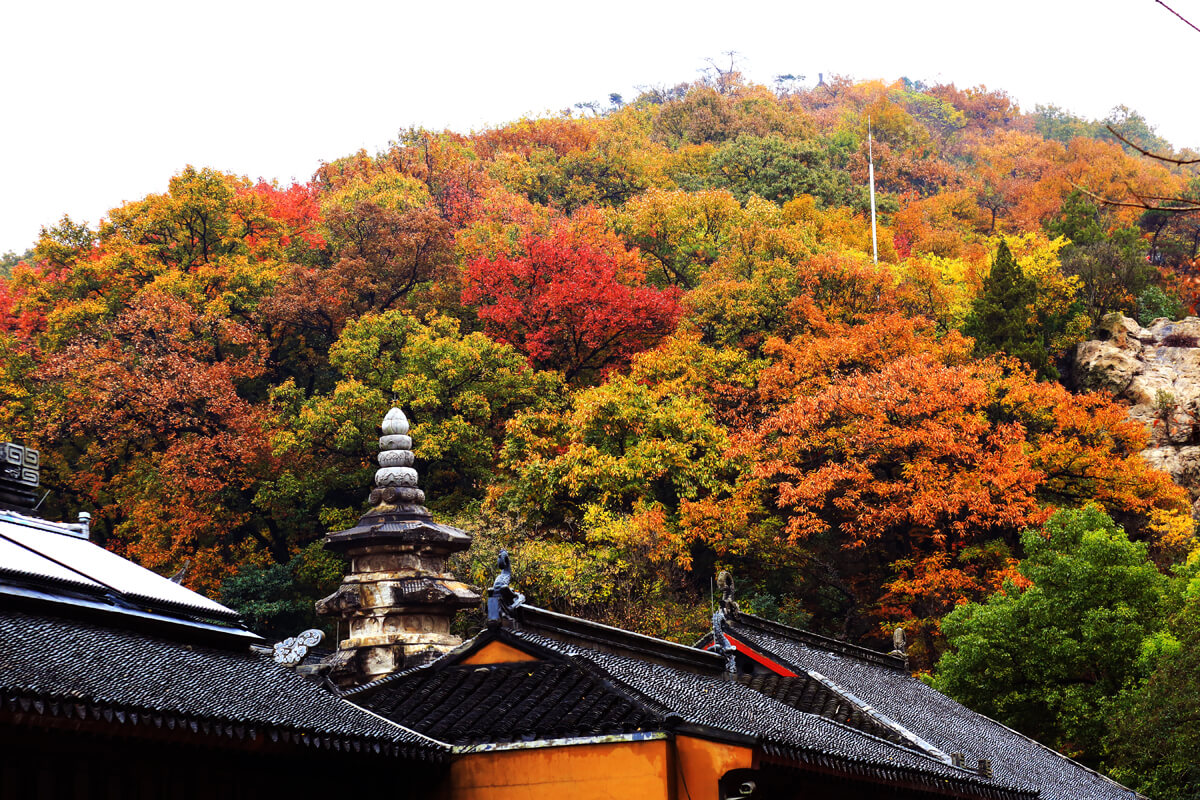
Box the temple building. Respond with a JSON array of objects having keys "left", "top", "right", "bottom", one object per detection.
[
  {"left": 0, "top": 417, "right": 1144, "bottom": 799},
  {"left": 0, "top": 441, "right": 446, "bottom": 798}
]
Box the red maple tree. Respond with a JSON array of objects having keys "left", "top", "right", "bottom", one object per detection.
[{"left": 463, "top": 225, "right": 682, "bottom": 382}]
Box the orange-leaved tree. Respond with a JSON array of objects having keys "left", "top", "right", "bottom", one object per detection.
[{"left": 684, "top": 353, "right": 1187, "bottom": 665}]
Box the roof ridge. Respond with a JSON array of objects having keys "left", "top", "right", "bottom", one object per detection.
[
  {"left": 345, "top": 695, "right": 454, "bottom": 750},
  {"left": 735, "top": 672, "right": 921, "bottom": 755},
  {"left": 0, "top": 584, "right": 260, "bottom": 646},
  {"left": 512, "top": 605, "right": 725, "bottom": 672},
  {"left": 803, "top": 668, "right": 951, "bottom": 764},
  {"left": 728, "top": 614, "right": 908, "bottom": 671},
  {"left": 0, "top": 510, "right": 81, "bottom": 537}
]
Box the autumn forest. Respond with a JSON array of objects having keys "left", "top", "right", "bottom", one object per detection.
[{"left": 3, "top": 72, "right": 1200, "bottom": 796}]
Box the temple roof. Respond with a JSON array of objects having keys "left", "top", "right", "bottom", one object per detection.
[
  {"left": 0, "top": 608, "right": 445, "bottom": 759},
  {"left": 715, "top": 613, "right": 1141, "bottom": 800},
  {"left": 0, "top": 509, "right": 247, "bottom": 638},
  {"left": 354, "top": 631, "right": 670, "bottom": 745},
  {"left": 350, "top": 606, "right": 1036, "bottom": 800},
  {"left": 0, "top": 508, "right": 447, "bottom": 761}
]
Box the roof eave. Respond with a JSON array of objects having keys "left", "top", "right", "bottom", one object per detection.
[{"left": 0, "top": 688, "right": 449, "bottom": 763}]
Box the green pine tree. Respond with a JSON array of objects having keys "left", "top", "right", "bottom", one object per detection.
[{"left": 962, "top": 240, "right": 1054, "bottom": 379}]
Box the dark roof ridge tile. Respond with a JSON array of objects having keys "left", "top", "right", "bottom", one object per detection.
[
  {"left": 519, "top": 631, "right": 957, "bottom": 764},
  {"left": 725, "top": 613, "right": 908, "bottom": 671},
  {"left": 512, "top": 605, "right": 725, "bottom": 672},
  {"left": 551, "top": 634, "right": 1034, "bottom": 799}
]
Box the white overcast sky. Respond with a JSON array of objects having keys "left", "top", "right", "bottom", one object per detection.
[{"left": 2, "top": 0, "right": 1198, "bottom": 255}]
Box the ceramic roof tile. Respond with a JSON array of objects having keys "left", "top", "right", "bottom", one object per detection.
[
  {"left": 506, "top": 624, "right": 1033, "bottom": 799},
  {"left": 0, "top": 608, "right": 445, "bottom": 758},
  {"left": 725, "top": 616, "right": 1139, "bottom": 800}
]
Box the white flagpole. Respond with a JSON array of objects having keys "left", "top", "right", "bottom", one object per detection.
[{"left": 868, "top": 117, "right": 879, "bottom": 265}]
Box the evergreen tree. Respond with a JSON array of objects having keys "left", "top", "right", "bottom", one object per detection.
[{"left": 963, "top": 240, "right": 1053, "bottom": 378}]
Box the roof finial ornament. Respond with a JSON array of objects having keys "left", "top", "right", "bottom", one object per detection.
[
  {"left": 369, "top": 407, "right": 426, "bottom": 510},
  {"left": 272, "top": 629, "right": 324, "bottom": 667},
  {"left": 486, "top": 549, "right": 525, "bottom": 625},
  {"left": 169, "top": 559, "right": 191, "bottom": 584},
  {"left": 717, "top": 570, "right": 740, "bottom": 618},
  {"left": 711, "top": 607, "right": 737, "bottom": 674},
  {"left": 890, "top": 626, "right": 910, "bottom": 669}
]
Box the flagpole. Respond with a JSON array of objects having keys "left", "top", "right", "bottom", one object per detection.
[{"left": 868, "top": 117, "right": 879, "bottom": 265}]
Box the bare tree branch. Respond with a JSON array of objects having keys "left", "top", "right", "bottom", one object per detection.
[
  {"left": 1154, "top": 0, "right": 1200, "bottom": 34},
  {"left": 1105, "top": 124, "right": 1200, "bottom": 165},
  {"left": 1068, "top": 181, "right": 1200, "bottom": 213},
  {"left": 1126, "top": 185, "right": 1200, "bottom": 211}
]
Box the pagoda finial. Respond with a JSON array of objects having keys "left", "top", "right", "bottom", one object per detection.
[{"left": 369, "top": 407, "right": 425, "bottom": 509}]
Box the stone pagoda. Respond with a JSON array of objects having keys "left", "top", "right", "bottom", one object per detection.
[{"left": 316, "top": 408, "right": 480, "bottom": 688}]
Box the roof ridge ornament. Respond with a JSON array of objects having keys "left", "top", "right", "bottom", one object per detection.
[
  {"left": 712, "top": 571, "right": 738, "bottom": 673},
  {"left": 369, "top": 407, "right": 426, "bottom": 511},
  {"left": 711, "top": 608, "right": 737, "bottom": 673},
  {"left": 889, "top": 626, "right": 910, "bottom": 669},
  {"left": 273, "top": 629, "right": 324, "bottom": 667},
  {"left": 486, "top": 549, "right": 525, "bottom": 625},
  {"left": 717, "top": 570, "right": 740, "bottom": 619}
]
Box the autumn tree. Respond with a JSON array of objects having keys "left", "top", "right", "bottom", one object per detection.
[
  {"left": 685, "top": 337, "right": 1185, "bottom": 659},
  {"left": 489, "top": 367, "right": 735, "bottom": 636},
  {"left": 257, "top": 311, "right": 563, "bottom": 533},
  {"left": 714, "top": 355, "right": 1044, "bottom": 650},
  {"left": 33, "top": 293, "right": 274, "bottom": 591},
  {"left": 705, "top": 133, "right": 861, "bottom": 209},
  {"left": 607, "top": 188, "right": 742, "bottom": 288},
  {"left": 1046, "top": 191, "right": 1154, "bottom": 321},
  {"left": 463, "top": 222, "right": 682, "bottom": 382}
]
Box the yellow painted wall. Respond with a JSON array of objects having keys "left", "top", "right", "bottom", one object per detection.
[
  {"left": 449, "top": 739, "right": 671, "bottom": 800},
  {"left": 447, "top": 735, "right": 755, "bottom": 800},
  {"left": 459, "top": 640, "right": 540, "bottom": 664},
  {"left": 675, "top": 736, "right": 755, "bottom": 800}
]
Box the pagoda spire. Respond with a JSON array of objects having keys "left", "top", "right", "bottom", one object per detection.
[
  {"left": 371, "top": 407, "right": 425, "bottom": 509},
  {"left": 316, "top": 408, "right": 480, "bottom": 688}
]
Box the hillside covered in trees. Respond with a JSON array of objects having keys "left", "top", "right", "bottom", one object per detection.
[{"left": 3, "top": 72, "right": 1200, "bottom": 796}]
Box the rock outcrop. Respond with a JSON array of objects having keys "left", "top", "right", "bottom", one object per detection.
[{"left": 1075, "top": 314, "right": 1200, "bottom": 515}]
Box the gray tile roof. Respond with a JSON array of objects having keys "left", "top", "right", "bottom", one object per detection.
[
  {"left": 724, "top": 615, "right": 1140, "bottom": 800},
  {"left": 0, "top": 608, "right": 446, "bottom": 759},
  {"left": 352, "top": 606, "right": 1034, "bottom": 799},
  {"left": 357, "top": 646, "right": 669, "bottom": 744},
  {"left": 515, "top": 629, "right": 1029, "bottom": 799}
]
